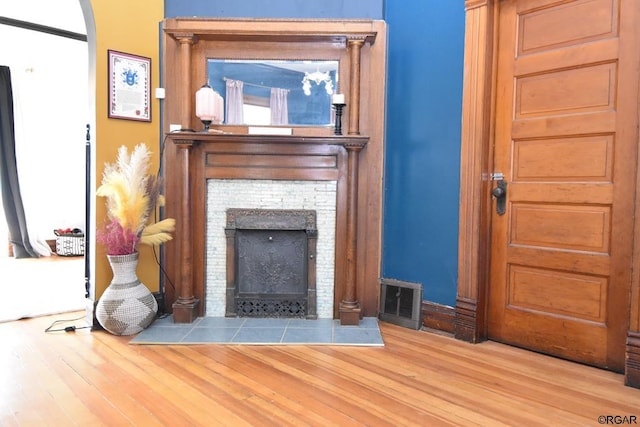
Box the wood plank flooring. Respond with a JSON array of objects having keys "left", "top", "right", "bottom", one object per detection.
[{"left": 2, "top": 312, "right": 640, "bottom": 426}]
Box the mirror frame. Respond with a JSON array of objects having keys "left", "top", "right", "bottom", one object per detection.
[{"left": 163, "top": 18, "right": 377, "bottom": 136}]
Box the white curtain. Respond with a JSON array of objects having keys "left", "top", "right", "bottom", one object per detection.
[
  {"left": 270, "top": 88, "right": 289, "bottom": 125},
  {"left": 11, "top": 69, "right": 52, "bottom": 256},
  {"left": 225, "top": 79, "right": 244, "bottom": 124},
  {"left": 6, "top": 34, "right": 87, "bottom": 257}
]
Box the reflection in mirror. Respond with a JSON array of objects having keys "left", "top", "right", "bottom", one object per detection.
[{"left": 206, "top": 59, "right": 339, "bottom": 126}]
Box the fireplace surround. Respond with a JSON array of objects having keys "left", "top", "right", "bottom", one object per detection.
[
  {"left": 164, "top": 133, "right": 368, "bottom": 324},
  {"left": 206, "top": 179, "right": 337, "bottom": 319}
]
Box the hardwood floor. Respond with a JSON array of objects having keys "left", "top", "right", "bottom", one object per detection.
[{"left": 2, "top": 312, "right": 639, "bottom": 426}]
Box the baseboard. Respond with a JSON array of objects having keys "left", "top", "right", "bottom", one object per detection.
[
  {"left": 421, "top": 301, "right": 455, "bottom": 334},
  {"left": 454, "top": 297, "right": 483, "bottom": 343},
  {"left": 626, "top": 331, "right": 640, "bottom": 389}
]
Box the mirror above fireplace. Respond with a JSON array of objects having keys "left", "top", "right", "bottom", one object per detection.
[
  {"left": 207, "top": 59, "right": 339, "bottom": 126},
  {"left": 162, "top": 17, "right": 379, "bottom": 135}
]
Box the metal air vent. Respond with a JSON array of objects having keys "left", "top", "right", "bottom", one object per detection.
[{"left": 379, "top": 278, "right": 422, "bottom": 330}]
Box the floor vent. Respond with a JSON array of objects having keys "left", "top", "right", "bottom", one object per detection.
[{"left": 378, "top": 278, "right": 422, "bottom": 330}]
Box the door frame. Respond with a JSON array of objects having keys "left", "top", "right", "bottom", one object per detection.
[{"left": 456, "top": 0, "right": 640, "bottom": 388}]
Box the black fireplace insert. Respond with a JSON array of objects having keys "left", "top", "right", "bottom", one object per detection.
[{"left": 225, "top": 208, "right": 318, "bottom": 319}]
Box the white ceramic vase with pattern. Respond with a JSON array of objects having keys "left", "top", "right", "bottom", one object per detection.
[{"left": 96, "top": 252, "right": 157, "bottom": 335}]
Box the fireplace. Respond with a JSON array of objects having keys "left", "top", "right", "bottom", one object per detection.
[
  {"left": 165, "top": 133, "right": 371, "bottom": 325},
  {"left": 163, "top": 18, "right": 386, "bottom": 325},
  {"left": 225, "top": 208, "right": 317, "bottom": 319}
]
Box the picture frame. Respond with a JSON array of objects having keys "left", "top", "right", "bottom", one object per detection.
[{"left": 108, "top": 50, "right": 151, "bottom": 122}]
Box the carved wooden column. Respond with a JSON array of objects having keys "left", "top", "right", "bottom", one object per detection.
[
  {"left": 456, "top": 0, "right": 496, "bottom": 342},
  {"left": 175, "top": 33, "right": 196, "bottom": 130},
  {"left": 347, "top": 37, "right": 365, "bottom": 135},
  {"left": 339, "top": 141, "right": 364, "bottom": 325},
  {"left": 172, "top": 140, "right": 199, "bottom": 322}
]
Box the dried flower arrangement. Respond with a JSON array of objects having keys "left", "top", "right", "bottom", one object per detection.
[{"left": 96, "top": 143, "right": 175, "bottom": 255}]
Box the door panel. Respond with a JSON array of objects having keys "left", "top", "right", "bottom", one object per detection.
[
  {"left": 516, "top": 0, "right": 617, "bottom": 54},
  {"left": 510, "top": 204, "right": 610, "bottom": 252},
  {"left": 488, "top": 0, "right": 634, "bottom": 371},
  {"left": 512, "top": 136, "right": 613, "bottom": 182},
  {"left": 507, "top": 266, "right": 607, "bottom": 322}
]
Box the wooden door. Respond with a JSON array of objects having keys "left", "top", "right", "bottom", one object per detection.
[{"left": 488, "top": 0, "right": 638, "bottom": 371}]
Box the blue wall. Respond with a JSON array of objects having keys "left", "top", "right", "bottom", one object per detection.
[
  {"left": 165, "top": 0, "right": 383, "bottom": 19},
  {"left": 382, "top": 1, "right": 465, "bottom": 306},
  {"left": 164, "top": 0, "right": 466, "bottom": 307}
]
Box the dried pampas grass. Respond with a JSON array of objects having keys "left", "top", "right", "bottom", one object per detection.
[{"left": 97, "top": 143, "right": 174, "bottom": 255}]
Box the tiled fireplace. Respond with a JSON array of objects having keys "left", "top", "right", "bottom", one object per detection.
[{"left": 206, "top": 179, "right": 337, "bottom": 318}]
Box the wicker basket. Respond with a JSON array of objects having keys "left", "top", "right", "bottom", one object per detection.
[{"left": 54, "top": 231, "right": 85, "bottom": 256}]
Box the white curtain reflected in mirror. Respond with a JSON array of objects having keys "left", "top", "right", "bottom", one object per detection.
[
  {"left": 225, "top": 78, "right": 244, "bottom": 124},
  {"left": 270, "top": 88, "right": 289, "bottom": 125}
]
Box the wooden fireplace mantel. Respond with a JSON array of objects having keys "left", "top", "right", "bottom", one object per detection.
[
  {"left": 165, "top": 132, "right": 368, "bottom": 324},
  {"left": 161, "top": 18, "right": 387, "bottom": 324}
]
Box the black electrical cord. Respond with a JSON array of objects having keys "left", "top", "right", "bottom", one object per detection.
[{"left": 44, "top": 314, "right": 92, "bottom": 333}]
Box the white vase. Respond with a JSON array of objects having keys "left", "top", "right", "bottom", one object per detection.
[{"left": 96, "top": 252, "right": 158, "bottom": 335}]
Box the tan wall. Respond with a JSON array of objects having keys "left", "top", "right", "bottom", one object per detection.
[{"left": 90, "top": 0, "right": 164, "bottom": 298}]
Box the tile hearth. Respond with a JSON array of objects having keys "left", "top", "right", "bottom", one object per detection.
[{"left": 130, "top": 316, "right": 384, "bottom": 346}]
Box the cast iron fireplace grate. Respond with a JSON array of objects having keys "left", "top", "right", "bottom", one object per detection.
[
  {"left": 379, "top": 278, "right": 422, "bottom": 330},
  {"left": 225, "top": 208, "right": 317, "bottom": 319}
]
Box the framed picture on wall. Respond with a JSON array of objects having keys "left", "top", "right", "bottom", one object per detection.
[{"left": 108, "top": 50, "right": 151, "bottom": 122}]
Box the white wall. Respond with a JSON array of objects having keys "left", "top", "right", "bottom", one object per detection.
[{"left": 0, "top": 1, "right": 87, "bottom": 255}]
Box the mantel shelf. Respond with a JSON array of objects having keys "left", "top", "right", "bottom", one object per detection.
[
  {"left": 163, "top": 17, "right": 378, "bottom": 44},
  {"left": 167, "top": 132, "right": 369, "bottom": 148}
]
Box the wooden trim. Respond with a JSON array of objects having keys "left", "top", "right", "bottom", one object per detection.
[
  {"left": 347, "top": 38, "right": 364, "bottom": 135},
  {"left": 465, "top": 0, "right": 489, "bottom": 9},
  {"left": 422, "top": 301, "right": 455, "bottom": 334},
  {"left": 456, "top": 0, "right": 496, "bottom": 343},
  {"left": 454, "top": 297, "right": 481, "bottom": 342},
  {"left": 624, "top": 0, "right": 640, "bottom": 388},
  {"left": 627, "top": 332, "right": 640, "bottom": 388},
  {"left": 163, "top": 17, "right": 378, "bottom": 45},
  {"left": 171, "top": 141, "right": 199, "bottom": 323},
  {"left": 175, "top": 34, "right": 196, "bottom": 130},
  {"left": 339, "top": 143, "right": 364, "bottom": 325}
]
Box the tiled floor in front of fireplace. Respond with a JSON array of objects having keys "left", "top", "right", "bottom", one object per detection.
[{"left": 130, "top": 315, "right": 384, "bottom": 346}]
